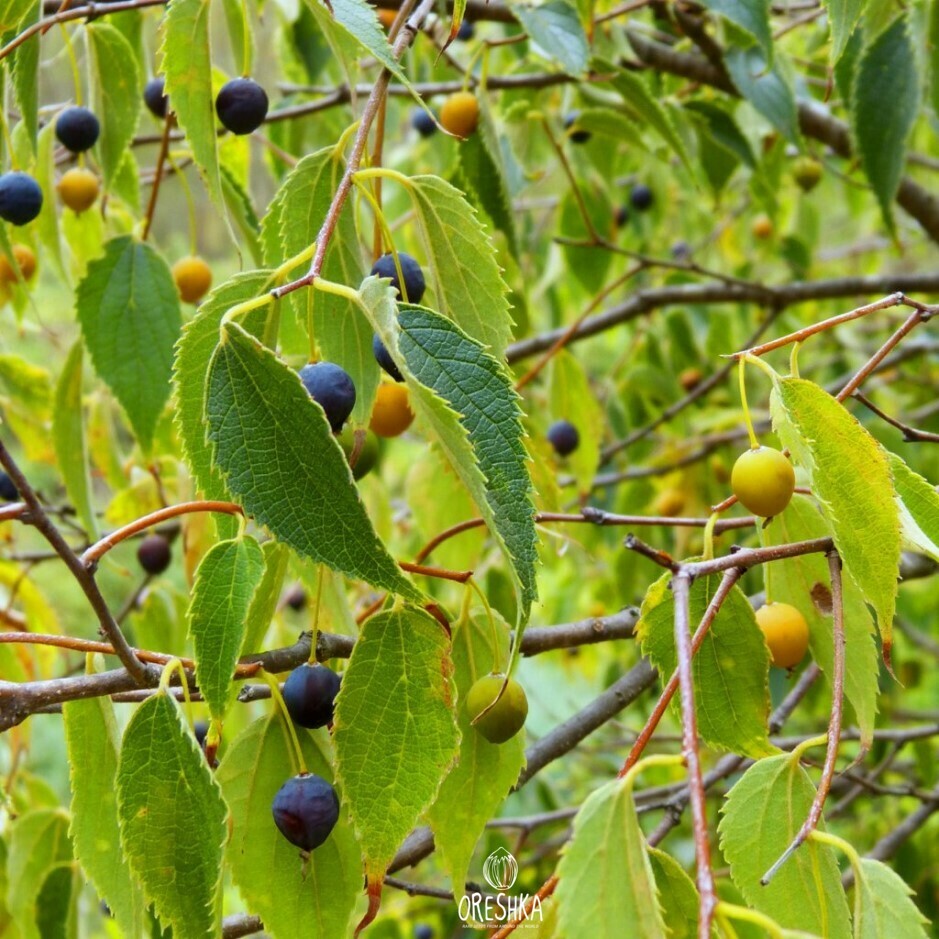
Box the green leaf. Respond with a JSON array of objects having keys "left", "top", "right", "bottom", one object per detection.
[
  {"left": 0, "top": 0, "right": 33, "bottom": 34},
  {"left": 514, "top": 0, "right": 589, "bottom": 76},
  {"left": 5, "top": 809, "right": 72, "bottom": 939},
  {"left": 52, "top": 342, "right": 96, "bottom": 539},
  {"left": 850, "top": 17, "right": 920, "bottom": 231},
  {"left": 684, "top": 101, "right": 757, "bottom": 168},
  {"left": 719, "top": 755, "right": 851, "bottom": 937},
  {"left": 549, "top": 351, "right": 602, "bottom": 497},
  {"left": 725, "top": 45, "right": 800, "bottom": 144},
  {"left": 850, "top": 17, "right": 919, "bottom": 232},
  {"left": 648, "top": 849, "right": 698, "bottom": 939},
  {"left": 406, "top": 174, "right": 514, "bottom": 357},
  {"left": 637, "top": 572, "right": 775, "bottom": 758},
  {"left": 333, "top": 607, "right": 459, "bottom": 878},
  {"left": 769, "top": 495, "right": 878, "bottom": 746},
  {"left": 206, "top": 321, "right": 421, "bottom": 600},
  {"left": 853, "top": 858, "right": 930, "bottom": 938},
  {"left": 771, "top": 378, "right": 899, "bottom": 657},
  {"left": 76, "top": 236, "right": 182, "bottom": 451},
  {"left": 174, "top": 269, "right": 274, "bottom": 505},
  {"left": 554, "top": 777, "right": 668, "bottom": 938},
  {"left": 700, "top": 0, "right": 772, "bottom": 62},
  {"left": 824, "top": 0, "right": 863, "bottom": 62},
  {"left": 427, "top": 609, "right": 526, "bottom": 901},
  {"left": 116, "top": 690, "right": 229, "bottom": 939},
  {"left": 159, "top": 0, "right": 223, "bottom": 211},
  {"left": 217, "top": 715, "right": 361, "bottom": 939},
  {"left": 63, "top": 696, "right": 145, "bottom": 938},
  {"left": 87, "top": 23, "right": 141, "bottom": 191},
  {"left": 188, "top": 536, "right": 265, "bottom": 719},
  {"left": 243, "top": 541, "right": 290, "bottom": 654},
  {"left": 10, "top": 1, "right": 39, "bottom": 156},
  {"left": 889, "top": 453, "right": 939, "bottom": 562},
  {"left": 362, "top": 286, "right": 538, "bottom": 620}
]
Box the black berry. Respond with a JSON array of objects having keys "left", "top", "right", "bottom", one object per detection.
[
  {"left": 456, "top": 18, "right": 474, "bottom": 40},
  {"left": 373, "top": 334, "right": 404, "bottom": 382},
  {"left": 284, "top": 584, "right": 307, "bottom": 611},
  {"left": 370, "top": 252, "right": 426, "bottom": 304},
  {"left": 215, "top": 78, "right": 269, "bottom": 135},
  {"left": 414, "top": 927, "right": 434, "bottom": 939},
  {"left": 0, "top": 173, "right": 43, "bottom": 226},
  {"left": 272, "top": 773, "right": 340, "bottom": 852},
  {"left": 0, "top": 472, "right": 18, "bottom": 502},
  {"left": 144, "top": 77, "right": 169, "bottom": 119},
  {"left": 548, "top": 420, "right": 579, "bottom": 457},
  {"left": 411, "top": 108, "right": 437, "bottom": 138},
  {"left": 671, "top": 240, "right": 691, "bottom": 261},
  {"left": 564, "top": 112, "right": 590, "bottom": 144},
  {"left": 299, "top": 362, "right": 357, "bottom": 432},
  {"left": 55, "top": 106, "right": 100, "bottom": 153},
  {"left": 630, "top": 183, "right": 654, "bottom": 211},
  {"left": 193, "top": 720, "right": 209, "bottom": 747},
  {"left": 137, "top": 534, "right": 171, "bottom": 575},
  {"left": 283, "top": 663, "right": 342, "bottom": 729}
]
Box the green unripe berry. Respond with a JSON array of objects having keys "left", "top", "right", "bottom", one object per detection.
[
  {"left": 465, "top": 674, "right": 528, "bottom": 744},
  {"left": 731, "top": 446, "right": 795, "bottom": 518},
  {"left": 792, "top": 156, "right": 823, "bottom": 193},
  {"left": 338, "top": 427, "right": 379, "bottom": 480}
]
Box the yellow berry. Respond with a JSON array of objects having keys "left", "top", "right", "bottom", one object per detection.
[
  {"left": 172, "top": 256, "right": 213, "bottom": 305},
  {"left": 0, "top": 244, "right": 36, "bottom": 283},
  {"left": 56, "top": 167, "right": 99, "bottom": 213},
  {"left": 679, "top": 367, "right": 704, "bottom": 392},
  {"left": 369, "top": 382, "right": 414, "bottom": 438},
  {"left": 465, "top": 674, "right": 528, "bottom": 744},
  {"left": 440, "top": 91, "right": 479, "bottom": 139},
  {"left": 731, "top": 446, "right": 795, "bottom": 518},
  {"left": 653, "top": 488, "right": 686, "bottom": 518},
  {"left": 752, "top": 214, "right": 773, "bottom": 240},
  {"left": 793, "top": 156, "right": 823, "bottom": 192},
  {"left": 756, "top": 602, "right": 809, "bottom": 669}
]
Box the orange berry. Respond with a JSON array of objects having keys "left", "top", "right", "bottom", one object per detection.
[
  {"left": 752, "top": 214, "right": 773, "bottom": 240},
  {"left": 56, "top": 167, "right": 99, "bottom": 213},
  {"left": 0, "top": 244, "right": 36, "bottom": 283},
  {"left": 756, "top": 602, "right": 810, "bottom": 669},
  {"left": 172, "top": 256, "right": 213, "bottom": 305},
  {"left": 679, "top": 367, "right": 704, "bottom": 392},
  {"left": 369, "top": 382, "right": 414, "bottom": 438},
  {"left": 440, "top": 91, "right": 479, "bottom": 139},
  {"left": 377, "top": 8, "right": 396, "bottom": 27}
]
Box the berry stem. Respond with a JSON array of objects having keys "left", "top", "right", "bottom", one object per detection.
[
  {"left": 158, "top": 658, "right": 195, "bottom": 726},
  {"left": 715, "top": 903, "right": 785, "bottom": 939},
  {"left": 789, "top": 340, "right": 801, "bottom": 378},
  {"left": 59, "top": 24, "right": 83, "bottom": 108},
  {"left": 758, "top": 521, "right": 773, "bottom": 604},
  {"left": 467, "top": 577, "right": 502, "bottom": 666},
  {"left": 737, "top": 357, "right": 759, "bottom": 450},
  {"left": 239, "top": 0, "right": 251, "bottom": 78},
  {"left": 702, "top": 512, "right": 718, "bottom": 561},
  {"left": 307, "top": 566, "right": 324, "bottom": 666},
  {"left": 261, "top": 669, "right": 308, "bottom": 775}
]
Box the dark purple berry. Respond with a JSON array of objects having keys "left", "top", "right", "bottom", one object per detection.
[
  {"left": 55, "top": 106, "right": 100, "bottom": 153},
  {"left": 272, "top": 773, "right": 340, "bottom": 852},
  {"left": 630, "top": 184, "right": 654, "bottom": 212},
  {"left": 0, "top": 472, "right": 18, "bottom": 502},
  {"left": 0, "top": 173, "right": 43, "bottom": 226},
  {"left": 411, "top": 107, "right": 437, "bottom": 138},
  {"left": 299, "top": 361, "right": 357, "bottom": 432},
  {"left": 456, "top": 18, "right": 474, "bottom": 40},
  {"left": 215, "top": 78, "right": 269, "bottom": 135},
  {"left": 283, "top": 664, "right": 342, "bottom": 729},
  {"left": 370, "top": 252, "right": 426, "bottom": 304},
  {"left": 144, "top": 77, "right": 169, "bottom": 119},
  {"left": 564, "top": 112, "right": 590, "bottom": 144},
  {"left": 671, "top": 240, "right": 691, "bottom": 261},
  {"left": 547, "top": 420, "right": 579, "bottom": 457},
  {"left": 284, "top": 584, "right": 307, "bottom": 611},
  {"left": 137, "top": 534, "right": 171, "bottom": 575},
  {"left": 414, "top": 927, "right": 434, "bottom": 939},
  {"left": 373, "top": 334, "right": 404, "bottom": 382},
  {"left": 193, "top": 720, "right": 209, "bottom": 747}
]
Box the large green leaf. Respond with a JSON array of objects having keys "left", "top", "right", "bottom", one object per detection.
[
  {"left": 771, "top": 378, "right": 899, "bottom": 657},
  {"left": 554, "top": 777, "right": 667, "bottom": 938},
  {"left": 188, "top": 536, "right": 265, "bottom": 719},
  {"left": 427, "top": 609, "right": 526, "bottom": 902},
  {"left": 76, "top": 236, "right": 182, "bottom": 451},
  {"left": 116, "top": 690, "right": 229, "bottom": 939},
  {"left": 824, "top": 0, "right": 863, "bottom": 62},
  {"left": 0, "top": 0, "right": 33, "bottom": 34},
  {"left": 850, "top": 17, "right": 919, "bottom": 232},
  {"left": 889, "top": 453, "right": 939, "bottom": 563},
  {"left": 217, "top": 715, "right": 361, "bottom": 939},
  {"left": 648, "top": 849, "right": 698, "bottom": 939},
  {"left": 10, "top": 0, "right": 39, "bottom": 156},
  {"left": 87, "top": 23, "right": 141, "bottom": 191},
  {"left": 205, "top": 321, "right": 421, "bottom": 600},
  {"left": 333, "top": 607, "right": 459, "bottom": 879},
  {"left": 405, "top": 174, "right": 514, "bottom": 356},
  {"left": 769, "top": 495, "right": 878, "bottom": 745},
  {"left": 159, "top": 0, "right": 223, "bottom": 211},
  {"left": 174, "top": 269, "right": 274, "bottom": 505},
  {"left": 514, "top": 0, "right": 589, "bottom": 76},
  {"left": 725, "top": 45, "right": 800, "bottom": 144},
  {"left": 5, "top": 809, "right": 72, "bottom": 939},
  {"left": 719, "top": 755, "right": 852, "bottom": 937},
  {"left": 63, "top": 696, "right": 146, "bottom": 938},
  {"left": 853, "top": 858, "right": 930, "bottom": 938},
  {"left": 362, "top": 286, "right": 537, "bottom": 620},
  {"left": 637, "top": 572, "right": 775, "bottom": 758},
  {"left": 242, "top": 540, "right": 289, "bottom": 654},
  {"left": 700, "top": 0, "right": 772, "bottom": 61},
  {"left": 52, "top": 342, "right": 97, "bottom": 538}
]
